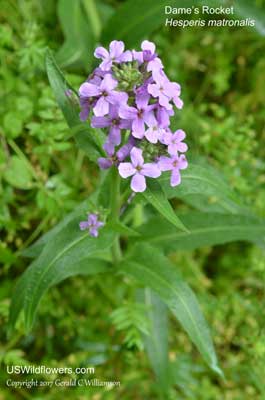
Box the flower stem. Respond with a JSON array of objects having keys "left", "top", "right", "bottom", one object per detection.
[{"left": 110, "top": 167, "right": 122, "bottom": 264}]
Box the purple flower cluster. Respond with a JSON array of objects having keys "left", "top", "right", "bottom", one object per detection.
[{"left": 79, "top": 40, "right": 188, "bottom": 193}]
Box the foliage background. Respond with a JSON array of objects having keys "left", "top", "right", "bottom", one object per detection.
[{"left": 1, "top": 0, "right": 265, "bottom": 398}]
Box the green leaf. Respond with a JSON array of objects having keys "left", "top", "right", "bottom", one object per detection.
[
  {"left": 22, "top": 217, "right": 114, "bottom": 331},
  {"left": 122, "top": 244, "right": 223, "bottom": 376},
  {"left": 230, "top": 0, "right": 265, "bottom": 36},
  {"left": 159, "top": 163, "right": 248, "bottom": 215},
  {"left": 8, "top": 257, "right": 109, "bottom": 335},
  {"left": 46, "top": 49, "right": 105, "bottom": 160},
  {"left": 56, "top": 0, "right": 95, "bottom": 69},
  {"left": 138, "top": 212, "right": 265, "bottom": 251},
  {"left": 137, "top": 288, "right": 170, "bottom": 394},
  {"left": 46, "top": 48, "right": 80, "bottom": 127},
  {"left": 4, "top": 156, "right": 33, "bottom": 190},
  {"left": 107, "top": 220, "right": 140, "bottom": 237},
  {"left": 142, "top": 179, "right": 188, "bottom": 232},
  {"left": 101, "top": 0, "right": 196, "bottom": 47}
]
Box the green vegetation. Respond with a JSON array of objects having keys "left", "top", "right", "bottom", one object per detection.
[{"left": 1, "top": 1, "right": 265, "bottom": 399}]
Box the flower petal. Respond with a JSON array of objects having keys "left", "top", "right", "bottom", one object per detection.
[
  {"left": 91, "top": 116, "right": 110, "bottom": 128},
  {"left": 98, "top": 158, "right": 113, "bottom": 170},
  {"left": 79, "top": 221, "right": 89, "bottom": 230},
  {"left": 130, "top": 147, "right": 144, "bottom": 167},
  {"left": 119, "top": 106, "right": 137, "bottom": 120},
  {"left": 131, "top": 173, "right": 146, "bottom": 192},
  {"left": 158, "top": 156, "right": 173, "bottom": 172},
  {"left": 93, "top": 97, "right": 109, "bottom": 116},
  {"left": 170, "top": 169, "right": 181, "bottom": 187},
  {"left": 173, "top": 129, "right": 186, "bottom": 142},
  {"left": 79, "top": 82, "right": 100, "bottom": 97},
  {"left": 141, "top": 163, "right": 161, "bottom": 178},
  {"left": 100, "top": 58, "right": 112, "bottom": 71},
  {"left": 109, "top": 126, "right": 121, "bottom": 145},
  {"left": 132, "top": 118, "right": 145, "bottom": 138},
  {"left": 109, "top": 40, "right": 125, "bottom": 58},
  {"left": 141, "top": 40, "right": 156, "bottom": 54},
  {"left": 119, "top": 50, "right": 132, "bottom": 62},
  {"left": 94, "top": 46, "right": 109, "bottom": 59},
  {"left": 100, "top": 74, "right": 117, "bottom": 91},
  {"left": 118, "top": 163, "right": 136, "bottom": 178},
  {"left": 179, "top": 154, "right": 188, "bottom": 169},
  {"left": 145, "top": 127, "right": 158, "bottom": 144},
  {"left": 173, "top": 96, "right": 184, "bottom": 109}
]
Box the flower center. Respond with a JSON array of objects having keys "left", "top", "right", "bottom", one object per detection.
[
  {"left": 137, "top": 109, "right": 144, "bottom": 118},
  {"left": 112, "top": 118, "right": 119, "bottom": 126}
]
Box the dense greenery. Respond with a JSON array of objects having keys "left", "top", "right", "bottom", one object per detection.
[{"left": 1, "top": 0, "right": 265, "bottom": 399}]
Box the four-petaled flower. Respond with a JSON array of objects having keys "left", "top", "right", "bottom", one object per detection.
[
  {"left": 162, "top": 129, "right": 188, "bottom": 155},
  {"left": 159, "top": 154, "right": 188, "bottom": 186},
  {"left": 79, "top": 74, "right": 127, "bottom": 117},
  {"left": 94, "top": 40, "right": 132, "bottom": 71},
  {"left": 118, "top": 147, "right": 161, "bottom": 192},
  {"left": 119, "top": 95, "right": 155, "bottom": 139},
  {"left": 79, "top": 213, "right": 104, "bottom": 237},
  {"left": 91, "top": 105, "right": 130, "bottom": 145}
]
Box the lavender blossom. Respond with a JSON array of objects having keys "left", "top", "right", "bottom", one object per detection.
[
  {"left": 159, "top": 154, "right": 188, "bottom": 186},
  {"left": 79, "top": 213, "right": 104, "bottom": 237},
  {"left": 94, "top": 40, "right": 132, "bottom": 71},
  {"left": 162, "top": 129, "right": 188, "bottom": 155},
  {"left": 119, "top": 95, "right": 155, "bottom": 139},
  {"left": 118, "top": 147, "right": 161, "bottom": 192},
  {"left": 91, "top": 105, "right": 130, "bottom": 146},
  {"left": 79, "top": 74, "right": 128, "bottom": 117}
]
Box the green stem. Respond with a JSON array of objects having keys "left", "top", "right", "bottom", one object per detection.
[{"left": 110, "top": 168, "right": 122, "bottom": 264}]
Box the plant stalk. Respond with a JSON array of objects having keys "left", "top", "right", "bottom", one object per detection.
[{"left": 110, "top": 167, "right": 122, "bottom": 264}]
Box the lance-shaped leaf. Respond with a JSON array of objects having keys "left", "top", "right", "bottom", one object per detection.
[
  {"left": 46, "top": 49, "right": 105, "bottom": 161},
  {"left": 56, "top": 0, "right": 95, "bottom": 69},
  {"left": 137, "top": 288, "right": 170, "bottom": 395},
  {"left": 158, "top": 163, "right": 248, "bottom": 215},
  {"left": 20, "top": 217, "right": 114, "bottom": 332},
  {"left": 138, "top": 212, "right": 265, "bottom": 251},
  {"left": 142, "top": 179, "right": 188, "bottom": 232},
  {"left": 121, "top": 244, "right": 223, "bottom": 375},
  {"left": 8, "top": 257, "right": 109, "bottom": 335}
]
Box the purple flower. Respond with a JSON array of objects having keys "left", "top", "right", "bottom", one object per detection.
[
  {"left": 98, "top": 141, "right": 116, "bottom": 169},
  {"left": 148, "top": 70, "right": 183, "bottom": 110},
  {"left": 159, "top": 154, "right": 188, "bottom": 187},
  {"left": 119, "top": 95, "right": 155, "bottom": 139},
  {"left": 118, "top": 147, "right": 161, "bottom": 192},
  {"left": 144, "top": 116, "right": 166, "bottom": 144},
  {"left": 94, "top": 40, "right": 132, "bottom": 71},
  {"left": 156, "top": 105, "right": 173, "bottom": 128},
  {"left": 91, "top": 105, "right": 130, "bottom": 145},
  {"left": 98, "top": 138, "right": 135, "bottom": 170},
  {"left": 79, "top": 74, "right": 128, "bottom": 117},
  {"left": 162, "top": 129, "right": 188, "bottom": 155},
  {"left": 79, "top": 96, "right": 94, "bottom": 121},
  {"left": 116, "top": 136, "right": 135, "bottom": 161},
  {"left": 79, "top": 213, "right": 104, "bottom": 237}
]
